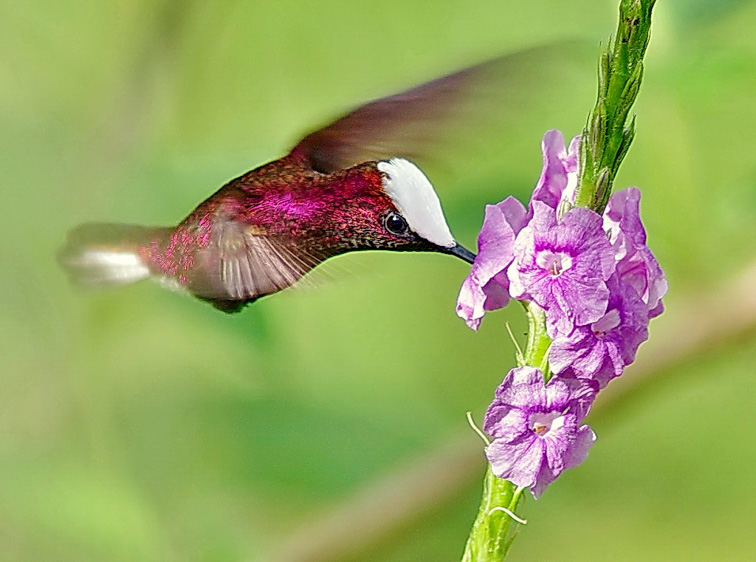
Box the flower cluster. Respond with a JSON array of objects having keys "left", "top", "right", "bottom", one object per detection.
[
  {"left": 484, "top": 367, "right": 596, "bottom": 499},
  {"left": 458, "top": 130, "right": 667, "bottom": 497}
]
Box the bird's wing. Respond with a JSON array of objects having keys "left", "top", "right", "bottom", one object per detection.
[
  {"left": 189, "top": 217, "right": 319, "bottom": 312},
  {"left": 290, "top": 42, "right": 592, "bottom": 174}
]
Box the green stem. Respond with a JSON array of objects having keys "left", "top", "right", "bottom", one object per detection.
[
  {"left": 461, "top": 466, "right": 525, "bottom": 562},
  {"left": 574, "top": 0, "right": 656, "bottom": 213},
  {"left": 523, "top": 302, "right": 552, "bottom": 380}
]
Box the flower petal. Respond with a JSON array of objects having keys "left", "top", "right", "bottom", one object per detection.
[
  {"left": 564, "top": 424, "right": 597, "bottom": 470},
  {"left": 605, "top": 188, "right": 668, "bottom": 312},
  {"left": 484, "top": 405, "right": 530, "bottom": 442},
  {"left": 531, "top": 130, "right": 579, "bottom": 209},
  {"left": 495, "top": 367, "right": 547, "bottom": 410},
  {"left": 487, "top": 434, "right": 545, "bottom": 489},
  {"left": 530, "top": 460, "right": 558, "bottom": 499},
  {"left": 456, "top": 274, "right": 487, "bottom": 330},
  {"left": 455, "top": 199, "right": 528, "bottom": 329}
]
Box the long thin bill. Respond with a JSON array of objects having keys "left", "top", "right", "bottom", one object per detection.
[{"left": 441, "top": 243, "right": 476, "bottom": 264}]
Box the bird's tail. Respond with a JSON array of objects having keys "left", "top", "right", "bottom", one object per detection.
[{"left": 58, "top": 223, "right": 170, "bottom": 288}]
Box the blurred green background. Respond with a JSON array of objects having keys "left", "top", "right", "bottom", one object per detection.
[{"left": 2, "top": 0, "right": 756, "bottom": 560}]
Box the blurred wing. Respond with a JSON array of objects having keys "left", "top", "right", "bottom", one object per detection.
[
  {"left": 290, "top": 42, "right": 593, "bottom": 174},
  {"left": 190, "top": 218, "right": 319, "bottom": 312}
]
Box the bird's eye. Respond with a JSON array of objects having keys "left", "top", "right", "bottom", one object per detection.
[{"left": 384, "top": 212, "right": 410, "bottom": 236}]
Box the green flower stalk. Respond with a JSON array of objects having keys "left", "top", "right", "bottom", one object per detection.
[
  {"left": 575, "top": 0, "right": 657, "bottom": 213},
  {"left": 461, "top": 467, "right": 525, "bottom": 562},
  {"left": 458, "top": 1, "right": 658, "bottom": 560}
]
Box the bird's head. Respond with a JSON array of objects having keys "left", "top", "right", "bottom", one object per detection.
[{"left": 312, "top": 158, "right": 475, "bottom": 264}]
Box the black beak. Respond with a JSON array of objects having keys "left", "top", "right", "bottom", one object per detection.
[{"left": 441, "top": 243, "right": 476, "bottom": 264}]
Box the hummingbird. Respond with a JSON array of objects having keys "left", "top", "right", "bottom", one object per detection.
[{"left": 59, "top": 45, "right": 575, "bottom": 312}]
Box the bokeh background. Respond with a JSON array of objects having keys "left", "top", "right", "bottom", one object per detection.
[{"left": 2, "top": 0, "right": 756, "bottom": 560}]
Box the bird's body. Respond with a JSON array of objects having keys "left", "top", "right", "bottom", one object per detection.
[
  {"left": 140, "top": 153, "right": 404, "bottom": 312},
  {"left": 59, "top": 45, "right": 573, "bottom": 311},
  {"left": 61, "top": 146, "right": 470, "bottom": 312}
]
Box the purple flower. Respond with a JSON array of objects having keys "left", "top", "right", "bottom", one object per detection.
[
  {"left": 508, "top": 201, "right": 616, "bottom": 336},
  {"left": 549, "top": 274, "right": 650, "bottom": 388},
  {"left": 530, "top": 130, "right": 581, "bottom": 209},
  {"left": 456, "top": 197, "right": 527, "bottom": 330},
  {"left": 484, "top": 367, "right": 597, "bottom": 498},
  {"left": 604, "top": 188, "right": 667, "bottom": 315}
]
